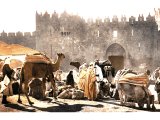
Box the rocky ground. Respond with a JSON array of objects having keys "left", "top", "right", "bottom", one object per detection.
[{"left": 1, "top": 93, "right": 160, "bottom": 112}]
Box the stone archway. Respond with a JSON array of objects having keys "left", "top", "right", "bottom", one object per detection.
[{"left": 106, "top": 43, "right": 126, "bottom": 71}]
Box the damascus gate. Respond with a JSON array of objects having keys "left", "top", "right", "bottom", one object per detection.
[
  {"left": 106, "top": 43, "right": 126, "bottom": 71},
  {"left": 1, "top": 10, "right": 160, "bottom": 72}
]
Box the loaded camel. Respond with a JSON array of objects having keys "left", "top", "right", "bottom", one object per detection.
[
  {"left": 17, "top": 53, "right": 65, "bottom": 105},
  {"left": 115, "top": 69, "right": 155, "bottom": 110}
]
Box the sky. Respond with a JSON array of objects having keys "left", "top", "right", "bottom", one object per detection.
[{"left": 0, "top": 0, "right": 159, "bottom": 32}]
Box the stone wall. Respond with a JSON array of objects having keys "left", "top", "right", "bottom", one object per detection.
[{"left": 1, "top": 11, "right": 160, "bottom": 72}]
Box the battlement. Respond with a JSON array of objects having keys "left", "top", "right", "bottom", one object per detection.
[
  {"left": 0, "top": 31, "right": 34, "bottom": 37},
  {"left": 36, "top": 11, "right": 156, "bottom": 23}
]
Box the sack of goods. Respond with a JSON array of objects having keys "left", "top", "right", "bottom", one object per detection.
[{"left": 118, "top": 73, "right": 148, "bottom": 87}]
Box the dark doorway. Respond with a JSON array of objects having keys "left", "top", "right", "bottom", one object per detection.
[{"left": 108, "top": 56, "right": 124, "bottom": 72}]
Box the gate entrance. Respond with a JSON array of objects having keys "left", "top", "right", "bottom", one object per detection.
[
  {"left": 106, "top": 43, "right": 126, "bottom": 72},
  {"left": 108, "top": 56, "right": 124, "bottom": 71}
]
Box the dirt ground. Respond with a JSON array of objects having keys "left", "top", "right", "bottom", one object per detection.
[
  {"left": 1, "top": 93, "right": 160, "bottom": 112},
  {"left": 0, "top": 81, "right": 159, "bottom": 112}
]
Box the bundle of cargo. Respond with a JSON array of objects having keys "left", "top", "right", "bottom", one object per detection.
[
  {"left": 118, "top": 72, "right": 149, "bottom": 87},
  {"left": 25, "top": 53, "right": 51, "bottom": 64},
  {"left": 57, "top": 87, "right": 84, "bottom": 100},
  {"left": 9, "top": 59, "right": 23, "bottom": 69}
]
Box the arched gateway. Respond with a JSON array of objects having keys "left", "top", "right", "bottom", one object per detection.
[{"left": 106, "top": 43, "right": 126, "bottom": 71}]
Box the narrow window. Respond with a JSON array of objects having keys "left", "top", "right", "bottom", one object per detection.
[
  {"left": 131, "top": 29, "right": 134, "bottom": 36},
  {"left": 138, "top": 43, "right": 141, "bottom": 51},
  {"left": 97, "top": 30, "right": 99, "bottom": 37},
  {"left": 113, "top": 30, "right": 117, "bottom": 38}
]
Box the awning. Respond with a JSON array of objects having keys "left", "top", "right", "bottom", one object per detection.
[{"left": 0, "top": 41, "right": 40, "bottom": 55}]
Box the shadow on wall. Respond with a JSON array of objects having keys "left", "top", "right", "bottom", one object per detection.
[{"left": 131, "top": 57, "right": 153, "bottom": 72}]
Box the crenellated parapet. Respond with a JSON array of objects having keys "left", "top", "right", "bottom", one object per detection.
[
  {"left": 36, "top": 11, "right": 156, "bottom": 24},
  {"left": 0, "top": 31, "right": 7, "bottom": 37},
  {"left": 129, "top": 16, "right": 136, "bottom": 25},
  {"left": 8, "top": 32, "right": 16, "bottom": 37},
  {"left": 35, "top": 11, "right": 157, "bottom": 36},
  {"left": 0, "top": 31, "right": 35, "bottom": 49},
  {"left": 0, "top": 31, "right": 34, "bottom": 37},
  {"left": 112, "top": 15, "right": 119, "bottom": 23},
  {"left": 146, "top": 13, "right": 155, "bottom": 22},
  {"left": 24, "top": 32, "right": 32, "bottom": 37},
  {"left": 16, "top": 31, "right": 23, "bottom": 37}
]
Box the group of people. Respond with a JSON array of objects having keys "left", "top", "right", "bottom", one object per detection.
[
  {"left": 152, "top": 67, "right": 160, "bottom": 80},
  {"left": 0, "top": 57, "right": 113, "bottom": 104},
  {"left": 65, "top": 61, "right": 105, "bottom": 101}
]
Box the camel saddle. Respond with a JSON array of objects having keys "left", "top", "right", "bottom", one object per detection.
[
  {"left": 25, "top": 54, "right": 51, "bottom": 64},
  {"left": 118, "top": 73, "right": 149, "bottom": 86}
]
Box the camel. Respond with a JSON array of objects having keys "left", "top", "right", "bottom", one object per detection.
[
  {"left": 17, "top": 53, "right": 65, "bottom": 105},
  {"left": 70, "top": 61, "right": 81, "bottom": 70}
]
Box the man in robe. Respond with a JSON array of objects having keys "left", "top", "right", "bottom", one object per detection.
[
  {"left": 78, "top": 63, "right": 88, "bottom": 91},
  {"left": 84, "top": 62, "right": 97, "bottom": 101},
  {"left": 66, "top": 70, "right": 75, "bottom": 88},
  {"left": 1, "top": 57, "right": 14, "bottom": 104}
]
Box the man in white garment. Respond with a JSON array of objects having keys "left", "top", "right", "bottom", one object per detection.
[
  {"left": 1, "top": 57, "right": 14, "bottom": 104},
  {"left": 94, "top": 62, "right": 104, "bottom": 98}
]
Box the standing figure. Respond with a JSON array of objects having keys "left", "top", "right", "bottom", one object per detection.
[
  {"left": 54, "top": 70, "right": 63, "bottom": 81},
  {"left": 84, "top": 62, "right": 97, "bottom": 101},
  {"left": 94, "top": 61, "right": 105, "bottom": 99},
  {"left": 153, "top": 67, "right": 160, "bottom": 80},
  {"left": 66, "top": 70, "right": 75, "bottom": 87},
  {"left": 104, "top": 66, "right": 113, "bottom": 83},
  {"left": 1, "top": 58, "right": 14, "bottom": 104},
  {"left": 78, "top": 63, "right": 88, "bottom": 91}
]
